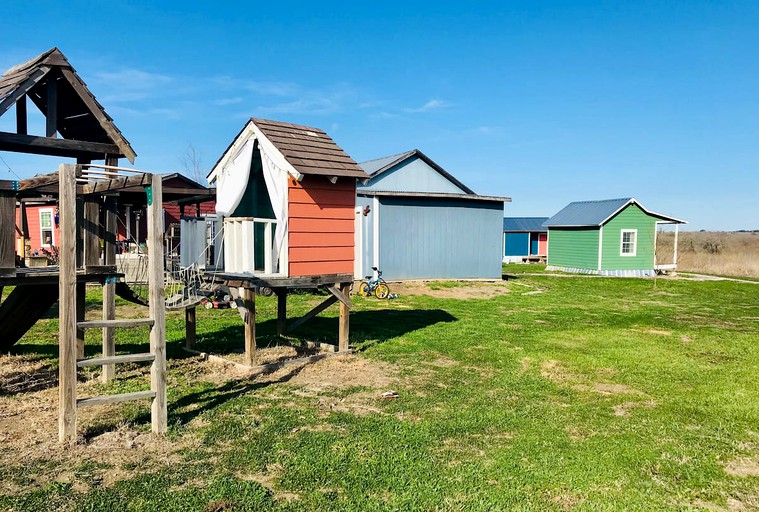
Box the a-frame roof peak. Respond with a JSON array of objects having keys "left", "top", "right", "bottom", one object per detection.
[{"left": 0, "top": 47, "right": 136, "bottom": 163}]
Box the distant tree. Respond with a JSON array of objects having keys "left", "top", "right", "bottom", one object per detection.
[{"left": 180, "top": 143, "right": 204, "bottom": 184}]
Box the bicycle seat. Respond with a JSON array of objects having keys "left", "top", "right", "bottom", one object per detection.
[
  {"left": 371, "top": 266, "right": 378, "bottom": 271},
  {"left": 364, "top": 275, "right": 372, "bottom": 280}
]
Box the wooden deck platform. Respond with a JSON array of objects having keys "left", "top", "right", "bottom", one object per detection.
[{"left": 0, "top": 266, "right": 121, "bottom": 286}]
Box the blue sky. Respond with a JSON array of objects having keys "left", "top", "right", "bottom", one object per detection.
[{"left": 1, "top": 1, "right": 758, "bottom": 230}]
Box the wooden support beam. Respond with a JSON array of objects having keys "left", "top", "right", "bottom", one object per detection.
[
  {"left": 0, "top": 191, "right": 16, "bottom": 276},
  {"left": 58, "top": 164, "right": 77, "bottom": 444},
  {"left": 185, "top": 306, "right": 196, "bottom": 349},
  {"left": 83, "top": 173, "right": 151, "bottom": 194},
  {"left": 77, "top": 353, "right": 154, "bottom": 368},
  {"left": 102, "top": 188, "right": 117, "bottom": 383},
  {"left": 339, "top": 282, "right": 350, "bottom": 352},
  {"left": 243, "top": 287, "right": 256, "bottom": 365},
  {"left": 276, "top": 288, "right": 287, "bottom": 336},
  {"left": 147, "top": 173, "right": 167, "bottom": 434},
  {"left": 0, "top": 131, "right": 122, "bottom": 160},
  {"left": 76, "top": 283, "right": 86, "bottom": 359},
  {"left": 83, "top": 197, "right": 100, "bottom": 268},
  {"left": 78, "top": 318, "right": 154, "bottom": 329},
  {"left": 77, "top": 390, "right": 155, "bottom": 408},
  {"left": 16, "top": 95, "right": 27, "bottom": 135},
  {"left": 46, "top": 74, "right": 58, "bottom": 138},
  {"left": 328, "top": 284, "right": 352, "bottom": 308},
  {"left": 288, "top": 295, "right": 338, "bottom": 333}
]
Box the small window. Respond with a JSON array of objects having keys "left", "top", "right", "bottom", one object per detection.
[
  {"left": 40, "top": 209, "right": 55, "bottom": 247},
  {"left": 620, "top": 229, "right": 637, "bottom": 256}
]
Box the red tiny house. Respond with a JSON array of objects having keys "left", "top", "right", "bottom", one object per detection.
[{"left": 210, "top": 117, "right": 368, "bottom": 279}]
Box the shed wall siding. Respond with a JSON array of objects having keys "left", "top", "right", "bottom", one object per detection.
[
  {"left": 504, "top": 232, "right": 529, "bottom": 256},
  {"left": 546, "top": 227, "right": 600, "bottom": 269},
  {"left": 359, "top": 156, "right": 467, "bottom": 194},
  {"left": 355, "top": 196, "right": 374, "bottom": 277},
  {"left": 376, "top": 197, "right": 503, "bottom": 279},
  {"left": 288, "top": 176, "right": 355, "bottom": 277},
  {"left": 601, "top": 204, "right": 656, "bottom": 271}
]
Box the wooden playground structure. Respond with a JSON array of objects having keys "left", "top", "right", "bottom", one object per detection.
[{"left": 0, "top": 48, "right": 369, "bottom": 443}]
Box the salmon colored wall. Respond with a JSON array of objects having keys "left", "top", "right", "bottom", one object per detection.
[
  {"left": 288, "top": 176, "right": 355, "bottom": 277},
  {"left": 17, "top": 204, "right": 60, "bottom": 253},
  {"left": 539, "top": 233, "right": 548, "bottom": 255}
]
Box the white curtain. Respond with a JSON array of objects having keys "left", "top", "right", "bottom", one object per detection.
[
  {"left": 259, "top": 148, "right": 289, "bottom": 269},
  {"left": 215, "top": 139, "right": 254, "bottom": 216}
]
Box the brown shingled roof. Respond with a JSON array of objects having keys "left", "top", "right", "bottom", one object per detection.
[
  {"left": 0, "top": 47, "right": 136, "bottom": 162},
  {"left": 250, "top": 117, "right": 368, "bottom": 179}
]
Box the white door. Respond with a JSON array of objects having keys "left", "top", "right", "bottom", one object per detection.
[{"left": 354, "top": 207, "right": 363, "bottom": 279}]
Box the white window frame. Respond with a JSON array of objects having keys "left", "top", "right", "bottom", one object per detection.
[
  {"left": 620, "top": 229, "right": 637, "bottom": 257},
  {"left": 39, "top": 208, "right": 55, "bottom": 247}
]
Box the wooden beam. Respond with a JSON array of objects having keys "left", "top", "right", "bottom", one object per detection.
[
  {"left": 78, "top": 318, "right": 154, "bottom": 329},
  {"left": 76, "top": 283, "right": 86, "bottom": 359},
  {"left": 185, "top": 306, "right": 196, "bottom": 349},
  {"left": 102, "top": 187, "right": 117, "bottom": 383},
  {"left": 328, "top": 284, "right": 352, "bottom": 308},
  {"left": 83, "top": 173, "right": 151, "bottom": 194},
  {"left": 276, "top": 288, "right": 287, "bottom": 336},
  {"left": 243, "top": 287, "right": 256, "bottom": 365},
  {"left": 77, "top": 390, "right": 155, "bottom": 408},
  {"left": 215, "top": 273, "right": 356, "bottom": 289},
  {"left": 58, "top": 164, "right": 77, "bottom": 444},
  {"left": 147, "top": 173, "right": 167, "bottom": 434},
  {"left": 0, "top": 191, "right": 16, "bottom": 276},
  {"left": 15, "top": 95, "right": 27, "bottom": 135},
  {"left": 46, "top": 74, "right": 58, "bottom": 137},
  {"left": 0, "top": 131, "right": 122, "bottom": 160},
  {"left": 287, "top": 295, "right": 338, "bottom": 333},
  {"left": 83, "top": 197, "right": 100, "bottom": 268},
  {"left": 77, "top": 353, "right": 154, "bottom": 368},
  {"left": 0, "top": 66, "right": 50, "bottom": 116},
  {"left": 339, "top": 283, "right": 350, "bottom": 352}
]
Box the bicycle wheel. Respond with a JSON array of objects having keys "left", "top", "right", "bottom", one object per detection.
[
  {"left": 358, "top": 281, "right": 372, "bottom": 297},
  {"left": 374, "top": 282, "right": 390, "bottom": 299}
]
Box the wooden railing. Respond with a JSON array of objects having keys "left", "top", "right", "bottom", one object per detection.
[{"left": 223, "top": 217, "right": 277, "bottom": 275}]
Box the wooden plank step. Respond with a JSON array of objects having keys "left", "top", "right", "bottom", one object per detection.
[
  {"left": 76, "top": 390, "right": 156, "bottom": 408},
  {"left": 77, "top": 318, "right": 154, "bottom": 329},
  {"left": 77, "top": 353, "right": 155, "bottom": 368}
]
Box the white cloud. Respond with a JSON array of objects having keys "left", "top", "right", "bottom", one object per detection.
[
  {"left": 213, "top": 97, "right": 244, "bottom": 106},
  {"left": 404, "top": 99, "right": 453, "bottom": 113}
]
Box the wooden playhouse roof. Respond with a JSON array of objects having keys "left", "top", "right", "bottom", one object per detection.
[
  {"left": 209, "top": 118, "right": 369, "bottom": 182},
  {"left": 0, "top": 47, "right": 136, "bottom": 162}
]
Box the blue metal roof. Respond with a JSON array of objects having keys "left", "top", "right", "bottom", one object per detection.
[
  {"left": 543, "top": 198, "right": 633, "bottom": 227},
  {"left": 543, "top": 198, "right": 686, "bottom": 227},
  {"left": 503, "top": 217, "right": 549, "bottom": 232},
  {"left": 359, "top": 150, "right": 415, "bottom": 176}
]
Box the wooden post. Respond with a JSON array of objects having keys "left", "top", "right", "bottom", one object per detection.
[
  {"left": 276, "top": 288, "right": 287, "bottom": 336},
  {"left": 16, "top": 95, "right": 27, "bottom": 135},
  {"left": 147, "top": 173, "right": 167, "bottom": 434},
  {"left": 185, "top": 306, "right": 196, "bottom": 348},
  {"left": 0, "top": 189, "right": 16, "bottom": 277},
  {"left": 46, "top": 74, "right": 57, "bottom": 138},
  {"left": 76, "top": 283, "right": 86, "bottom": 359},
  {"left": 83, "top": 198, "right": 100, "bottom": 269},
  {"left": 58, "top": 164, "right": 77, "bottom": 444},
  {"left": 243, "top": 287, "right": 256, "bottom": 365},
  {"left": 102, "top": 193, "right": 117, "bottom": 382},
  {"left": 673, "top": 224, "right": 679, "bottom": 268},
  {"left": 338, "top": 282, "right": 350, "bottom": 352}
]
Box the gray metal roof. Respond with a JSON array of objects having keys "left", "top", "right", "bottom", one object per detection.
[
  {"left": 358, "top": 149, "right": 475, "bottom": 194},
  {"left": 503, "top": 217, "right": 549, "bottom": 232},
  {"left": 543, "top": 198, "right": 686, "bottom": 227}
]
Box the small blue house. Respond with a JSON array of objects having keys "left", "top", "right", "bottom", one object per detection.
[
  {"left": 503, "top": 217, "right": 549, "bottom": 263},
  {"left": 355, "top": 149, "right": 509, "bottom": 280}
]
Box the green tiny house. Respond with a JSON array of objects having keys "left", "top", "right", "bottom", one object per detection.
[{"left": 544, "top": 198, "right": 686, "bottom": 276}]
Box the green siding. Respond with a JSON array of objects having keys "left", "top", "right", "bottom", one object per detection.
[
  {"left": 547, "top": 227, "right": 600, "bottom": 269},
  {"left": 601, "top": 204, "right": 657, "bottom": 271}
]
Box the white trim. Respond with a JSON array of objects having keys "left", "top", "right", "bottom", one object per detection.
[
  {"left": 39, "top": 208, "right": 55, "bottom": 247},
  {"left": 354, "top": 207, "right": 363, "bottom": 279},
  {"left": 620, "top": 229, "right": 637, "bottom": 257},
  {"left": 372, "top": 196, "right": 380, "bottom": 272},
  {"left": 598, "top": 225, "right": 604, "bottom": 269}
]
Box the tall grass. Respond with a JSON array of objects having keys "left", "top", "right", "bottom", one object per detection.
[{"left": 657, "top": 231, "right": 759, "bottom": 277}]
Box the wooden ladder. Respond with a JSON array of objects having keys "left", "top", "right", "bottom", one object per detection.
[
  {"left": 74, "top": 318, "right": 159, "bottom": 408},
  {"left": 58, "top": 164, "right": 167, "bottom": 443}
]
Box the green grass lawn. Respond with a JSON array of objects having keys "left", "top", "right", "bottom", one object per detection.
[{"left": 1, "top": 274, "right": 758, "bottom": 511}]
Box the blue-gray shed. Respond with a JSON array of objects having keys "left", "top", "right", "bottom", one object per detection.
[{"left": 355, "top": 149, "right": 509, "bottom": 280}]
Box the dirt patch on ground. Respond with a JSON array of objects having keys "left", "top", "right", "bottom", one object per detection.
[
  {"left": 540, "top": 360, "right": 642, "bottom": 396},
  {"left": 390, "top": 280, "right": 511, "bottom": 299},
  {"left": 0, "top": 353, "right": 58, "bottom": 394},
  {"left": 613, "top": 400, "right": 657, "bottom": 417},
  {"left": 725, "top": 457, "right": 759, "bottom": 477},
  {"left": 645, "top": 329, "right": 672, "bottom": 336},
  {"left": 284, "top": 354, "right": 398, "bottom": 391}
]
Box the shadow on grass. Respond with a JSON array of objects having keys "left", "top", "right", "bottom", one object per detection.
[{"left": 192, "top": 308, "right": 458, "bottom": 354}]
